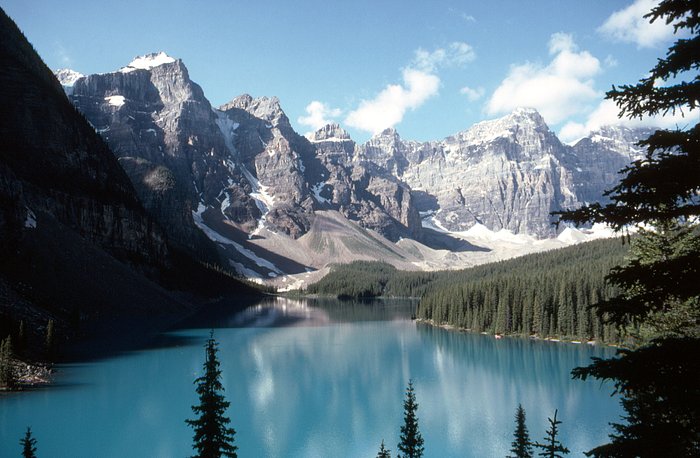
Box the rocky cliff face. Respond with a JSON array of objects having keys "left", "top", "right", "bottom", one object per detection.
[
  {"left": 567, "top": 125, "right": 653, "bottom": 204},
  {"left": 68, "top": 53, "right": 258, "bottom": 259},
  {"left": 215, "top": 98, "right": 421, "bottom": 241},
  {"left": 0, "top": 8, "right": 195, "bottom": 332},
  {"left": 0, "top": 18, "right": 167, "bottom": 265},
  {"left": 309, "top": 124, "right": 421, "bottom": 241},
  {"left": 61, "top": 54, "right": 424, "bottom": 275},
  {"left": 55, "top": 50, "right": 652, "bottom": 276},
  {"left": 353, "top": 108, "right": 649, "bottom": 238},
  {"left": 216, "top": 94, "right": 314, "bottom": 237}
]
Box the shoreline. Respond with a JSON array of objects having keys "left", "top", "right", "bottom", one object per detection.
[
  {"left": 1, "top": 292, "right": 263, "bottom": 393},
  {"left": 415, "top": 317, "right": 619, "bottom": 348},
  {"left": 0, "top": 359, "right": 53, "bottom": 392}
]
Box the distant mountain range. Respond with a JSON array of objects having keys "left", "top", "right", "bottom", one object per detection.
[{"left": 51, "top": 51, "right": 652, "bottom": 282}]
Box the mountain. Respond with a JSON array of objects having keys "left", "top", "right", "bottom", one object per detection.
[
  {"left": 0, "top": 9, "right": 257, "bottom": 352},
  {"left": 63, "top": 56, "right": 424, "bottom": 276},
  {"left": 307, "top": 123, "right": 421, "bottom": 241},
  {"left": 355, "top": 109, "right": 653, "bottom": 238},
  {"left": 67, "top": 52, "right": 259, "bottom": 263},
  {"left": 358, "top": 108, "right": 574, "bottom": 237},
  {"left": 56, "top": 52, "right": 652, "bottom": 281},
  {"left": 567, "top": 125, "right": 654, "bottom": 204}
]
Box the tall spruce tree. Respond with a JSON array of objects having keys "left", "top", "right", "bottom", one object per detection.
[
  {"left": 20, "top": 427, "right": 37, "bottom": 458},
  {"left": 186, "top": 333, "right": 237, "bottom": 458},
  {"left": 533, "top": 410, "right": 569, "bottom": 458},
  {"left": 0, "top": 335, "right": 14, "bottom": 388},
  {"left": 508, "top": 404, "right": 533, "bottom": 458},
  {"left": 377, "top": 439, "right": 392, "bottom": 458},
  {"left": 556, "top": 1, "right": 700, "bottom": 456},
  {"left": 397, "top": 380, "right": 424, "bottom": 458}
]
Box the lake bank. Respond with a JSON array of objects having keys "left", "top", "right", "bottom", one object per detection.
[{"left": 415, "top": 317, "right": 617, "bottom": 347}]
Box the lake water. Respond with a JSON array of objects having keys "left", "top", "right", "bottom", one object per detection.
[{"left": 0, "top": 297, "right": 620, "bottom": 457}]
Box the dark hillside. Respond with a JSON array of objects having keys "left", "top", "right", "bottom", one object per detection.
[{"left": 0, "top": 7, "right": 260, "bottom": 360}]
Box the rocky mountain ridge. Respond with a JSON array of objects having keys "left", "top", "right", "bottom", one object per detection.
[
  {"left": 354, "top": 108, "right": 654, "bottom": 238},
  {"left": 56, "top": 52, "right": 653, "bottom": 278}
]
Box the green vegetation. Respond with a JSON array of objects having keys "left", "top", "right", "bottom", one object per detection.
[
  {"left": 306, "top": 261, "right": 436, "bottom": 299},
  {"left": 376, "top": 440, "right": 391, "bottom": 458},
  {"left": 532, "top": 410, "right": 569, "bottom": 458},
  {"left": 417, "top": 239, "right": 628, "bottom": 342},
  {"left": 306, "top": 238, "right": 629, "bottom": 343},
  {"left": 397, "top": 380, "right": 424, "bottom": 458},
  {"left": 20, "top": 427, "right": 37, "bottom": 458},
  {"left": 186, "top": 333, "right": 238, "bottom": 458},
  {"left": 0, "top": 335, "right": 14, "bottom": 389},
  {"left": 508, "top": 404, "right": 533, "bottom": 458},
  {"left": 555, "top": 1, "right": 700, "bottom": 455}
]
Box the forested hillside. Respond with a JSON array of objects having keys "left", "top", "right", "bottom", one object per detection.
[{"left": 306, "top": 238, "right": 630, "bottom": 342}]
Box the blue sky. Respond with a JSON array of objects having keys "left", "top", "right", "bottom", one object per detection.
[{"left": 2, "top": 0, "right": 688, "bottom": 143}]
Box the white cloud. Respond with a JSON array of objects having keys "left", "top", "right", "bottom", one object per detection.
[
  {"left": 461, "top": 13, "right": 476, "bottom": 23},
  {"left": 344, "top": 42, "right": 475, "bottom": 135},
  {"left": 460, "top": 86, "right": 485, "bottom": 102},
  {"left": 297, "top": 101, "right": 342, "bottom": 131},
  {"left": 345, "top": 68, "right": 440, "bottom": 134},
  {"left": 558, "top": 98, "right": 692, "bottom": 143},
  {"left": 598, "top": 0, "right": 676, "bottom": 48},
  {"left": 548, "top": 32, "right": 576, "bottom": 54},
  {"left": 413, "top": 42, "right": 476, "bottom": 73},
  {"left": 486, "top": 33, "right": 601, "bottom": 125}
]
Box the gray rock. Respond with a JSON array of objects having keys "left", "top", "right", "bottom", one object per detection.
[
  {"left": 67, "top": 54, "right": 258, "bottom": 259},
  {"left": 356, "top": 108, "right": 652, "bottom": 238},
  {"left": 57, "top": 51, "right": 654, "bottom": 275}
]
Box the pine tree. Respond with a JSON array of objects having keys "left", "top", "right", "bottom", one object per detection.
[
  {"left": 186, "top": 333, "right": 237, "bottom": 458},
  {"left": 20, "top": 427, "right": 37, "bottom": 458},
  {"left": 45, "top": 319, "right": 55, "bottom": 360},
  {"left": 377, "top": 439, "right": 392, "bottom": 458},
  {"left": 556, "top": 1, "right": 700, "bottom": 456},
  {"left": 0, "top": 335, "right": 14, "bottom": 388},
  {"left": 533, "top": 410, "right": 569, "bottom": 458},
  {"left": 508, "top": 404, "right": 533, "bottom": 458},
  {"left": 397, "top": 380, "right": 424, "bottom": 458}
]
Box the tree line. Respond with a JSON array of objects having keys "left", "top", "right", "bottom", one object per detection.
[
  {"left": 306, "top": 238, "right": 630, "bottom": 343},
  {"left": 0, "top": 318, "right": 56, "bottom": 390},
  {"left": 416, "top": 239, "right": 629, "bottom": 343}
]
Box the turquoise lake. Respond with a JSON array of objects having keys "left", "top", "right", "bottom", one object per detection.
[{"left": 0, "top": 297, "right": 621, "bottom": 457}]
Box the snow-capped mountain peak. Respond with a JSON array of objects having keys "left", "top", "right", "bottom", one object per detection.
[
  {"left": 453, "top": 107, "right": 549, "bottom": 146},
  {"left": 120, "top": 52, "right": 176, "bottom": 73},
  {"left": 54, "top": 68, "right": 84, "bottom": 87}
]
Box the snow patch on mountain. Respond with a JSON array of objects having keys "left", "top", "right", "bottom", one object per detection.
[
  {"left": 213, "top": 108, "right": 239, "bottom": 153},
  {"left": 311, "top": 182, "right": 330, "bottom": 204},
  {"left": 104, "top": 95, "right": 125, "bottom": 107},
  {"left": 192, "top": 203, "right": 282, "bottom": 276},
  {"left": 120, "top": 52, "right": 176, "bottom": 73},
  {"left": 461, "top": 223, "right": 536, "bottom": 244},
  {"left": 456, "top": 107, "right": 545, "bottom": 144},
  {"left": 240, "top": 165, "right": 275, "bottom": 235},
  {"left": 422, "top": 215, "right": 451, "bottom": 233},
  {"left": 55, "top": 68, "right": 84, "bottom": 87},
  {"left": 309, "top": 136, "right": 350, "bottom": 143}
]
